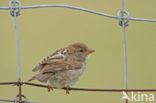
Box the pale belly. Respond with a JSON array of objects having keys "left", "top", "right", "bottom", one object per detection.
[{"left": 47, "top": 67, "right": 85, "bottom": 88}]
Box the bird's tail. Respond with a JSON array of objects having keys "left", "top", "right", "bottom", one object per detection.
[
  {"left": 28, "top": 73, "right": 51, "bottom": 83},
  {"left": 28, "top": 75, "right": 36, "bottom": 82}
]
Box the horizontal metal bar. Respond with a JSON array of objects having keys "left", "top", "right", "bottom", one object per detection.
[
  {"left": 130, "top": 17, "right": 156, "bottom": 22},
  {"left": 0, "top": 4, "right": 156, "bottom": 22},
  {"left": 0, "top": 82, "right": 18, "bottom": 85},
  {"left": 21, "top": 5, "right": 118, "bottom": 19},
  {"left": 0, "top": 7, "right": 9, "bottom": 9},
  {"left": 0, "top": 5, "right": 117, "bottom": 19},
  {"left": 24, "top": 82, "right": 156, "bottom": 92},
  {"left": 0, "top": 98, "right": 15, "bottom": 102},
  {"left": 0, "top": 82, "right": 156, "bottom": 92},
  {"left": 0, "top": 98, "right": 36, "bottom": 103}
]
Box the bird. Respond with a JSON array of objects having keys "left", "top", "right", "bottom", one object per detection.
[{"left": 28, "top": 42, "right": 95, "bottom": 94}]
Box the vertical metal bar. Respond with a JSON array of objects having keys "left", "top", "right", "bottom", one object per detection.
[
  {"left": 12, "top": 0, "right": 21, "bottom": 80},
  {"left": 122, "top": 19, "right": 128, "bottom": 103},
  {"left": 121, "top": 0, "right": 124, "bottom": 11},
  {"left": 121, "top": 0, "right": 128, "bottom": 91},
  {"left": 12, "top": 0, "right": 22, "bottom": 102},
  {"left": 122, "top": 21, "right": 128, "bottom": 90},
  {"left": 18, "top": 84, "right": 22, "bottom": 102},
  {"left": 121, "top": 0, "right": 128, "bottom": 103}
]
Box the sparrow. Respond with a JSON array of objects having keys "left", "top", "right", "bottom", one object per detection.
[{"left": 28, "top": 42, "right": 94, "bottom": 94}]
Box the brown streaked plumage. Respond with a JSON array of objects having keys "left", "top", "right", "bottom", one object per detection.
[{"left": 28, "top": 42, "right": 94, "bottom": 93}]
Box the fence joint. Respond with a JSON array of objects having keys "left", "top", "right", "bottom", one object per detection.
[
  {"left": 15, "top": 94, "right": 28, "bottom": 103},
  {"left": 118, "top": 10, "right": 130, "bottom": 26},
  {"left": 9, "top": 0, "right": 21, "bottom": 16}
]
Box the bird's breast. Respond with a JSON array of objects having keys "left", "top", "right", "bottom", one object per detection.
[{"left": 48, "top": 64, "right": 86, "bottom": 88}]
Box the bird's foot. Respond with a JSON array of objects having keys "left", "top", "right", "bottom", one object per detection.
[
  {"left": 47, "top": 85, "right": 53, "bottom": 92},
  {"left": 65, "top": 87, "right": 70, "bottom": 94}
]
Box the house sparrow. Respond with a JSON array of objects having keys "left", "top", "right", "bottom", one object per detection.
[{"left": 28, "top": 42, "right": 94, "bottom": 94}]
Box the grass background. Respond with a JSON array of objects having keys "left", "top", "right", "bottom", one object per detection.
[{"left": 0, "top": 0, "right": 156, "bottom": 103}]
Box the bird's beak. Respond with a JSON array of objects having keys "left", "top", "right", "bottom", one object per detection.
[{"left": 85, "top": 48, "right": 95, "bottom": 55}]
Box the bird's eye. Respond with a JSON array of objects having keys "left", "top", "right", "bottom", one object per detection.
[{"left": 80, "top": 49, "right": 84, "bottom": 52}]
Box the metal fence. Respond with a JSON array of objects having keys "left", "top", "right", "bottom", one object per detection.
[{"left": 0, "top": 0, "right": 156, "bottom": 103}]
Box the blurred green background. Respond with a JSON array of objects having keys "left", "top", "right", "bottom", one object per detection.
[{"left": 0, "top": 0, "right": 156, "bottom": 103}]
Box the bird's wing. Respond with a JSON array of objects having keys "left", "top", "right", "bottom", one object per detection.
[
  {"left": 32, "top": 48, "right": 66, "bottom": 72},
  {"left": 29, "top": 59, "right": 71, "bottom": 83},
  {"left": 42, "top": 60, "right": 71, "bottom": 74}
]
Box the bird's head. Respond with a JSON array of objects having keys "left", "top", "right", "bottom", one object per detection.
[{"left": 67, "top": 42, "right": 95, "bottom": 61}]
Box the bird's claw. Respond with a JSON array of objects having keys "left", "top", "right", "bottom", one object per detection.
[
  {"left": 66, "top": 87, "right": 70, "bottom": 94},
  {"left": 47, "top": 85, "right": 53, "bottom": 92}
]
